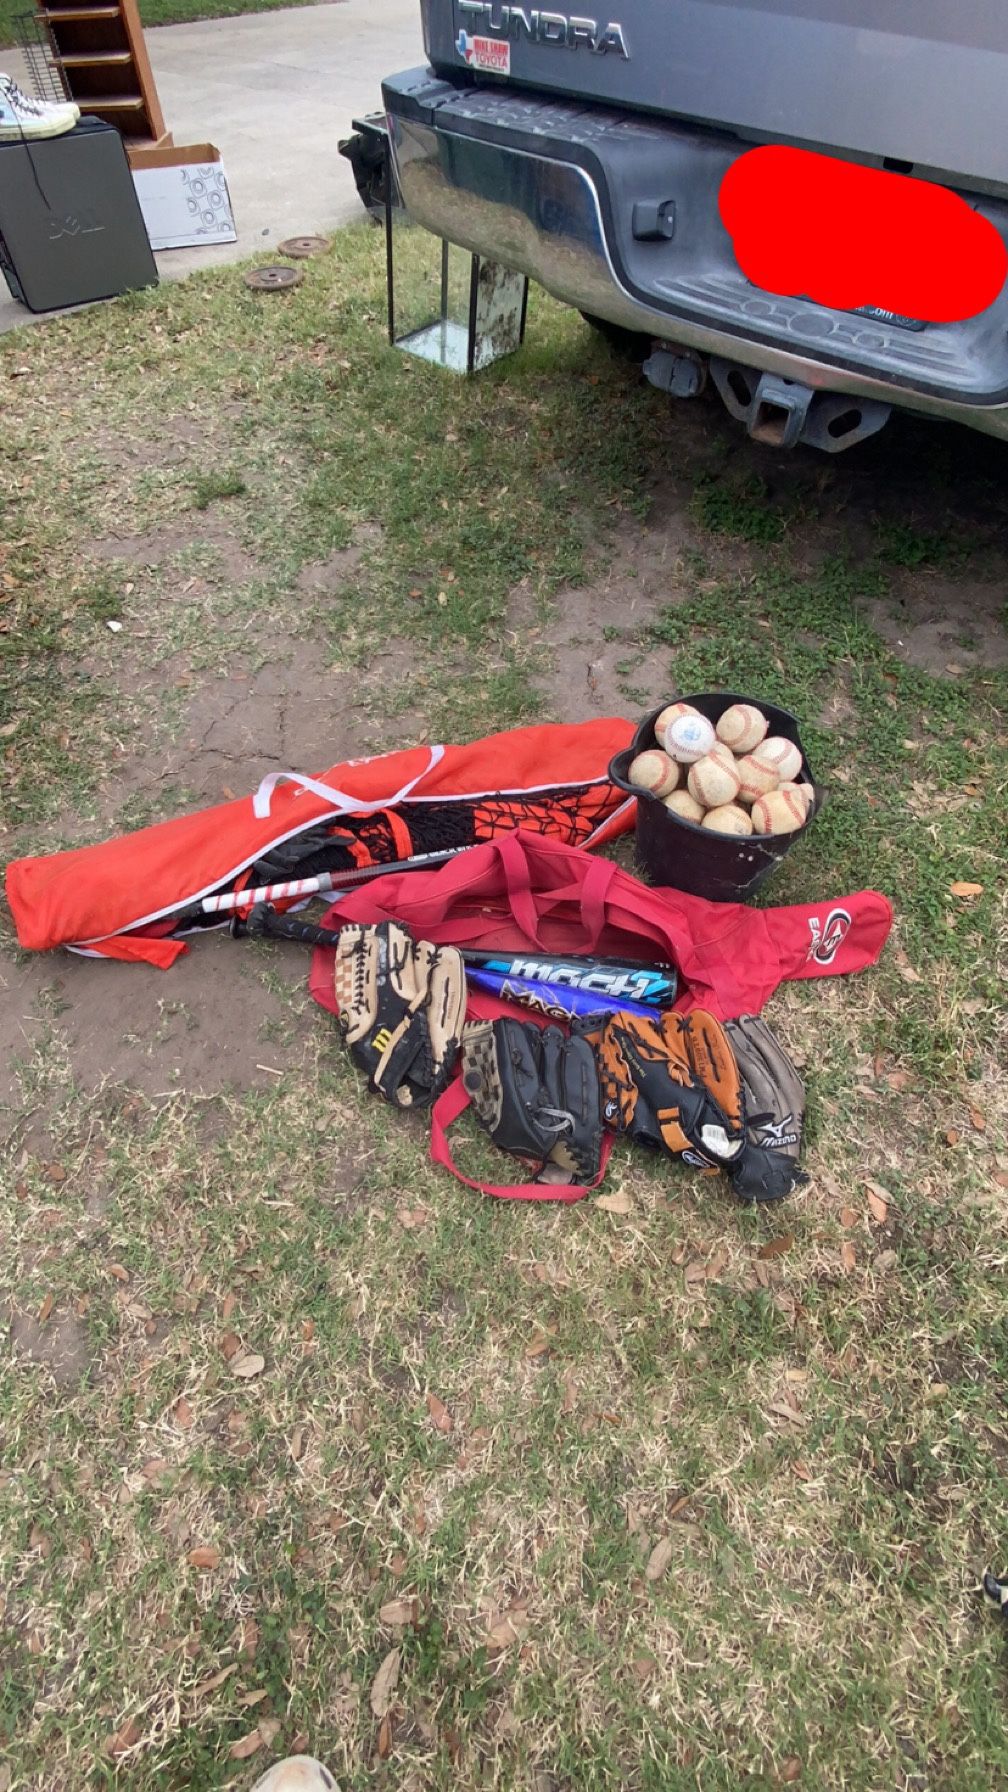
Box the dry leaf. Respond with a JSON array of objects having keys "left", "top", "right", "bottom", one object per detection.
[
  {"left": 645, "top": 1537, "right": 673, "bottom": 1581},
  {"left": 524, "top": 1331, "right": 552, "bottom": 1358},
  {"left": 191, "top": 1664, "right": 237, "bottom": 1699},
  {"left": 865, "top": 1186, "right": 889, "bottom": 1224},
  {"left": 486, "top": 1610, "right": 530, "bottom": 1648},
  {"left": 426, "top": 1392, "right": 452, "bottom": 1433},
  {"left": 970, "top": 1107, "right": 986, "bottom": 1132},
  {"left": 766, "top": 1400, "right": 808, "bottom": 1426},
  {"left": 231, "top": 1353, "right": 265, "bottom": 1379},
  {"left": 289, "top": 1426, "right": 305, "bottom": 1462},
  {"left": 778, "top": 1758, "right": 803, "bottom": 1783},
  {"left": 105, "top": 1717, "right": 141, "bottom": 1757},
  {"left": 397, "top": 1205, "right": 430, "bottom": 1230},
  {"left": 229, "top": 1729, "right": 264, "bottom": 1761},
  {"left": 561, "top": 1370, "right": 577, "bottom": 1415},
  {"left": 258, "top": 1717, "right": 280, "bottom": 1746},
  {"left": 106, "top": 1262, "right": 129, "bottom": 1283},
  {"left": 840, "top": 1241, "right": 857, "bottom": 1272},
  {"left": 758, "top": 1234, "right": 793, "bottom": 1259},
  {"left": 377, "top": 1713, "right": 392, "bottom": 1758},
  {"left": 839, "top": 1206, "right": 858, "bottom": 1228},
  {"left": 188, "top": 1546, "right": 221, "bottom": 1569},
  {"left": 38, "top": 1290, "right": 54, "bottom": 1323},
  {"left": 792, "top": 1460, "right": 811, "bottom": 1482},
  {"left": 949, "top": 881, "right": 983, "bottom": 898},
  {"left": 237, "top": 1688, "right": 269, "bottom": 1708},
  {"left": 945, "top": 1129, "right": 960, "bottom": 1147},
  {"left": 684, "top": 1259, "right": 707, "bottom": 1286},
  {"left": 379, "top": 1597, "right": 416, "bottom": 1627},
  {"left": 174, "top": 1396, "right": 193, "bottom": 1429},
  {"left": 370, "top": 1646, "right": 400, "bottom": 1718},
  {"left": 222, "top": 1292, "right": 237, "bottom": 1320},
  {"left": 596, "top": 1189, "right": 633, "bottom": 1215},
  {"left": 29, "top": 1523, "right": 51, "bottom": 1557}
]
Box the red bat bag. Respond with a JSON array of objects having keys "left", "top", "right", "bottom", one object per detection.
[{"left": 4, "top": 719, "right": 636, "bottom": 968}]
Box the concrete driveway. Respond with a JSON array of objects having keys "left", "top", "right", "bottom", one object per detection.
[{"left": 0, "top": 0, "right": 423, "bottom": 332}]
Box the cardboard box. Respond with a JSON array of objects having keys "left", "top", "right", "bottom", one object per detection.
[{"left": 132, "top": 143, "right": 237, "bottom": 251}]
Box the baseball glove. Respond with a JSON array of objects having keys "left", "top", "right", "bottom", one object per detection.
[
  {"left": 332, "top": 921, "right": 465, "bottom": 1108},
  {"left": 587, "top": 1008, "right": 747, "bottom": 1169},
  {"left": 721, "top": 1016, "right": 807, "bottom": 1203},
  {"left": 461, "top": 1018, "right": 604, "bottom": 1184}
]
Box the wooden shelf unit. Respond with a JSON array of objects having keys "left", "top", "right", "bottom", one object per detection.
[{"left": 34, "top": 0, "right": 172, "bottom": 156}]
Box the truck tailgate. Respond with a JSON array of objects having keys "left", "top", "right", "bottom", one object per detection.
[{"left": 429, "top": 0, "right": 1008, "bottom": 193}]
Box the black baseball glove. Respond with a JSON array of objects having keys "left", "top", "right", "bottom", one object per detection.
[
  {"left": 460, "top": 1018, "right": 604, "bottom": 1184},
  {"left": 332, "top": 920, "right": 465, "bottom": 1108}
]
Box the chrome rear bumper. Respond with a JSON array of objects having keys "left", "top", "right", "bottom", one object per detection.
[{"left": 383, "top": 69, "right": 1008, "bottom": 442}]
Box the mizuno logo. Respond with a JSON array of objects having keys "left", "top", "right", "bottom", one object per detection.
[{"left": 457, "top": 0, "right": 629, "bottom": 56}]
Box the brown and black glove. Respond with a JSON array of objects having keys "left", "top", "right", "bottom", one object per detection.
[
  {"left": 460, "top": 1018, "right": 603, "bottom": 1185},
  {"left": 587, "top": 1007, "right": 747, "bottom": 1170},
  {"left": 332, "top": 920, "right": 465, "bottom": 1108}
]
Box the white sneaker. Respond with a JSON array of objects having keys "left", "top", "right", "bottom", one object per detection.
[
  {"left": 249, "top": 1760, "right": 338, "bottom": 1792},
  {"left": 0, "top": 74, "right": 79, "bottom": 143}
]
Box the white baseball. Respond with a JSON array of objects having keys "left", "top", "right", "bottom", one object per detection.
[
  {"left": 665, "top": 712, "right": 717, "bottom": 765},
  {"left": 779, "top": 779, "right": 813, "bottom": 816},
  {"left": 627, "top": 750, "right": 679, "bottom": 798},
  {"left": 701, "top": 803, "right": 753, "bottom": 836},
  {"left": 662, "top": 788, "right": 705, "bottom": 824},
  {"left": 654, "top": 700, "right": 701, "bottom": 747},
  {"left": 734, "top": 753, "right": 780, "bottom": 805},
  {"left": 752, "top": 735, "right": 803, "bottom": 784},
  {"left": 687, "top": 750, "right": 742, "bottom": 809},
  {"left": 751, "top": 786, "right": 808, "bottom": 835},
  {"left": 715, "top": 703, "right": 769, "bottom": 756}
]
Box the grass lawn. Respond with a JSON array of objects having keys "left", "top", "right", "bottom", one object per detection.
[
  {"left": 0, "top": 0, "right": 326, "bottom": 51},
  {"left": 1, "top": 227, "right": 1007, "bottom": 1790}
]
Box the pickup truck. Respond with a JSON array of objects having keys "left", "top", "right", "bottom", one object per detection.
[{"left": 381, "top": 2, "right": 1008, "bottom": 452}]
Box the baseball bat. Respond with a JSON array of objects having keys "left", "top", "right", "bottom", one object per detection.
[{"left": 238, "top": 907, "right": 662, "bottom": 1020}]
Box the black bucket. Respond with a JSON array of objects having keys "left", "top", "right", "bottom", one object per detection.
[{"left": 609, "top": 692, "right": 821, "bottom": 901}]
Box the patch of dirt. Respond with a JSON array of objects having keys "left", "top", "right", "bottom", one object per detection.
[
  {"left": 295, "top": 524, "right": 382, "bottom": 596},
  {"left": 88, "top": 516, "right": 258, "bottom": 586},
  {"left": 0, "top": 929, "right": 319, "bottom": 1115},
  {"left": 8, "top": 1305, "right": 90, "bottom": 1389},
  {"left": 510, "top": 484, "right": 709, "bottom": 719},
  {"left": 863, "top": 571, "right": 1008, "bottom": 675}
]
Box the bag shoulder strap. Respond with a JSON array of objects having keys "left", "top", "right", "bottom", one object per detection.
[{"left": 430, "top": 1075, "right": 612, "bottom": 1203}]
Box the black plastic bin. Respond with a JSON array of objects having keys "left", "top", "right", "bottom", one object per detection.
[{"left": 609, "top": 692, "right": 821, "bottom": 901}]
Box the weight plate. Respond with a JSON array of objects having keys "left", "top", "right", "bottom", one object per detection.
[
  {"left": 277, "top": 235, "right": 330, "bottom": 259},
  {"left": 244, "top": 265, "right": 303, "bottom": 292}
]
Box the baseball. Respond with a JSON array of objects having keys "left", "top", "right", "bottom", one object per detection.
[
  {"left": 701, "top": 803, "right": 753, "bottom": 836},
  {"left": 627, "top": 749, "right": 679, "bottom": 797},
  {"left": 779, "top": 779, "right": 814, "bottom": 816},
  {"left": 665, "top": 711, "right": 717, "bottom": 765},
  {"left": 751, "top": 786, "right": 808, "bottom": 835},
  {"left": 716, "top": 702, "right": 769, "bottom": 755},
  {"left": 654, "top": 700, "right": 701, "bottom": 747},
  {"left": 663, "top": 788, "right": 705, "bottom": 825},
  {"left": 734, "top": 752, "right": 780, "bottom": 805},
  {"left": 688, "top": 750, "right": 742, "bottom": 809},
  {"left": 752, "top": 735, "right": 803, "bottom": 784}
]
